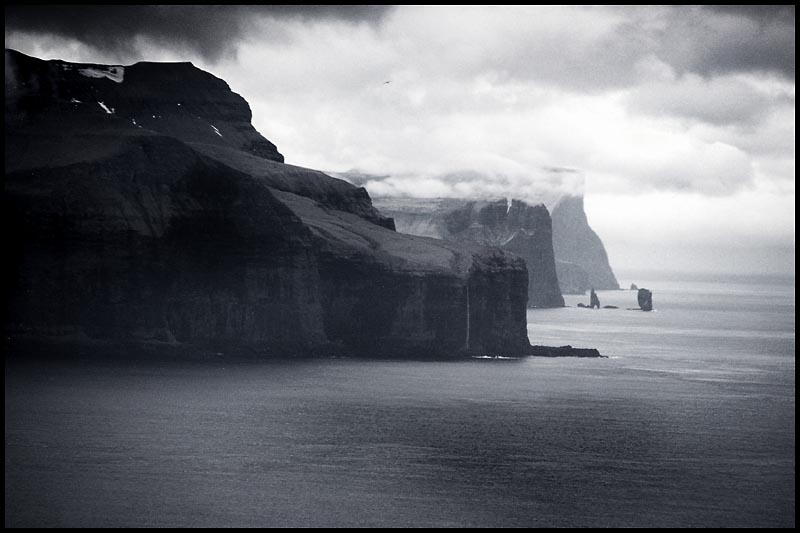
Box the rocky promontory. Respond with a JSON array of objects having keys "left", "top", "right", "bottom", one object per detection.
[
  {"left": 529, "top": 345, "right": 604, "bottom": 358},
  {"left": 638, "top": 288, "right": 654, "bottom": 312},
  {"left": 4, "top": 49, "right": 537, "bottom": 359},
  {"left": 551, "top": 195, "right": 619, "bottom": 294}
]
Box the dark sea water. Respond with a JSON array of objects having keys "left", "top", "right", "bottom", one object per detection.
[{"left": 5, "top": 277, "right": 795, "bottom": 527}]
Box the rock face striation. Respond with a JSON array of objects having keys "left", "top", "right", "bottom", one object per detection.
[
  {"left": 551, "top": 195, "right": 619, "bottom": 294},
  {"left": 374, "top": 198, "right": 565, "bottom": 308},
  {"left": 4, "top": 49, "right": 533, "bottom": 358}
]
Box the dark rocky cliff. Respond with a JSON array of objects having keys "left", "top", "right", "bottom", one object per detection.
[
  {"left": 5, "top": 51, "right": 284, "bottom": 164},
  {"left": 374, "top": 198, "right": 565, "bottom": 308},
  {"left": 551, "top": 195, "right": 619, "bottom": 293},
  {"left": 4, "top": 49, "right": 531, "bottom": 358}
]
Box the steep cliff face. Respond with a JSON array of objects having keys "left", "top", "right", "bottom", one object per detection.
[
  {"left": 5, "top": 136, "right": 327, "bottom": 352},
  {"left": 267, "top": 190, "right": 531, "bottom": 356},
  {"left": 4, "top": 49, "right": 530, "bottom": 358},
  {"left": 551, "top": 195, "right": 619, "bottom": 292},
  {"left": 554, "top": 260, "right": 591, "bottom": 295},
  {"left": 374, "top": 198, "right": 565, "bottom": 308}
]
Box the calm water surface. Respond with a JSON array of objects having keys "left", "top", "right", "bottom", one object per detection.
[{"left": 5, "top": 278, "right": 795, "bottom": 527}]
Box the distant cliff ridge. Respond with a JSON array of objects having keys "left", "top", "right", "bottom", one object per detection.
[
  {"left": 551, "top": 195, "right": 619, "bottom": 293},
  {"left": 4, "top": 49, "right": 532, "bottom": 358},
  {"left": 341, "top": 172, "right": 619, "bottom": 297},
  {"left": 374, "top": 198, "right": 565, "bottom": 308}
]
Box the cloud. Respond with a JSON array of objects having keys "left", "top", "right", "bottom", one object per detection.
[
  {"left": 654, "top": 6, "right": 795, "bottom": 79},
  {"left": 380, "top": 6, "right": 647, "bottom": 92},
  {"left": 376, "top": 6, "right": 795, "bottom": 90},
  {"left": 200, "top": 10, "right": 782, "bottom": 200},
  {"left": 592, "top": 140, "right": 755, "bottom": 196},
  {"left": 587, "top": 186, "right": 796, "bottom": 274},
  {"left": 4, "top": 5, "right": 393, "bottom": 62},
  {"left": 627, "top": 74, "right": 790, "bottom": 127},
  {"left": 7, "top": 6, "right": 794, "bottom": 84},
  {"left": 359, "top": 166, "right": 586, "bottom": 206}
]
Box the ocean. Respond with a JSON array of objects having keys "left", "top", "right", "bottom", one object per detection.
[{"left": 5, "top": 276, "right": 795, "bottom": 527}]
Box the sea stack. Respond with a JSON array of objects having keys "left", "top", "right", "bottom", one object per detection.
[
  {"left": 637, "top": 288, "right": 653, "bottom": 311},
  {"left": 590, "top": 289, "right": 601, "bottom": 309}
]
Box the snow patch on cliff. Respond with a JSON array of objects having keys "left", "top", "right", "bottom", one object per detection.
[{"left": 78, "top": 66, "right": 124, "bottom": 83}]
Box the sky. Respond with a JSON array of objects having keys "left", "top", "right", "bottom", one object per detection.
[{"left": 5, "top": 5, "right": 795, "bottom": 276}]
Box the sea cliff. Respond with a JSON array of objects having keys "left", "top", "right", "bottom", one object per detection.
[
  {"left": 4, "top": 49, "right": 533, "bottom": 358},
  {"left": 374, "top": 197, "right": 565, "bottom": 308}
]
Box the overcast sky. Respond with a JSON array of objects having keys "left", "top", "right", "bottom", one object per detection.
[{"left": 5, "top": 5, "right": 795, "bottom": 276}]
